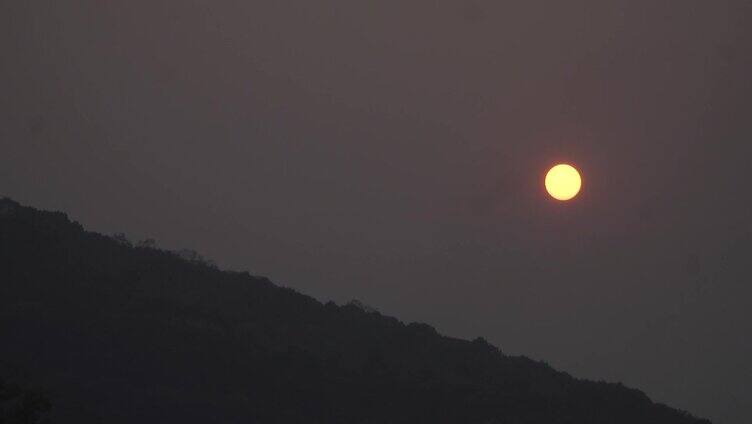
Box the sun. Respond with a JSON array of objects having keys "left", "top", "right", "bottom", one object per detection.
[{"left": 545, "top": 164, "right": 582, "bottom": 201}]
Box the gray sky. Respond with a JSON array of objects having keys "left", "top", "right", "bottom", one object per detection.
[{"left": 2, "top": 1, "right": 751, "bottom": 422}]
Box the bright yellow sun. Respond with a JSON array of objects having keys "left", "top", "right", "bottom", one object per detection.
[{"left": 545, "top": 164, "right": 582, "bottom": 201}]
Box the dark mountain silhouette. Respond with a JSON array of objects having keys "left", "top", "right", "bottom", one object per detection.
[{"left": 0, "top": 198, "right": 710, "bottom": 423}]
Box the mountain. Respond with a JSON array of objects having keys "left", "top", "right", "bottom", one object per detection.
[{"left": 0, "top": 198, "right": 709, "bottom": 423}]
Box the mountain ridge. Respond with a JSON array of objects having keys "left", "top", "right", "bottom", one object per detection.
[{"left": 0, "top": 197, "right": 710, "bottom": 423}]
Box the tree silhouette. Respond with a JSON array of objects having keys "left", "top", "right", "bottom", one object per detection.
[
  {"left": 0, "top": 379, "right": 51, "bottom": 424},
  {"left": 0, "top": 198, "right": 711, "bottom": 424}
]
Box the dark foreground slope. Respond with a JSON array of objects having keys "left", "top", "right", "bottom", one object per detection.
[{"left": 0, "top": 198, "right": 709, "bottom": 424}]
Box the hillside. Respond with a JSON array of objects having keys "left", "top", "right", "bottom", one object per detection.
[{"left": 0, "top": 198, "right": 710, "bottom": 423}]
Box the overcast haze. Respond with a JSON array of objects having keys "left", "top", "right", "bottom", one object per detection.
[{"left": 2, "top": 1, "right": 751, "bottom": 422}]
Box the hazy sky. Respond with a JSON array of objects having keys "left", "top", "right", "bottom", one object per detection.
[{"left": 2, "top": 1, "right": 751, "bottom": 422}]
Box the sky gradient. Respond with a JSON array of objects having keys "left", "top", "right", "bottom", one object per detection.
[{"left": 2, "top": 2, "right": 751, "bottom": 422}]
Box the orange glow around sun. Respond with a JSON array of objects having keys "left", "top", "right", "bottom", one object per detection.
[{"left": 545, "top": 164, "right": 582, "bottom": 201}]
